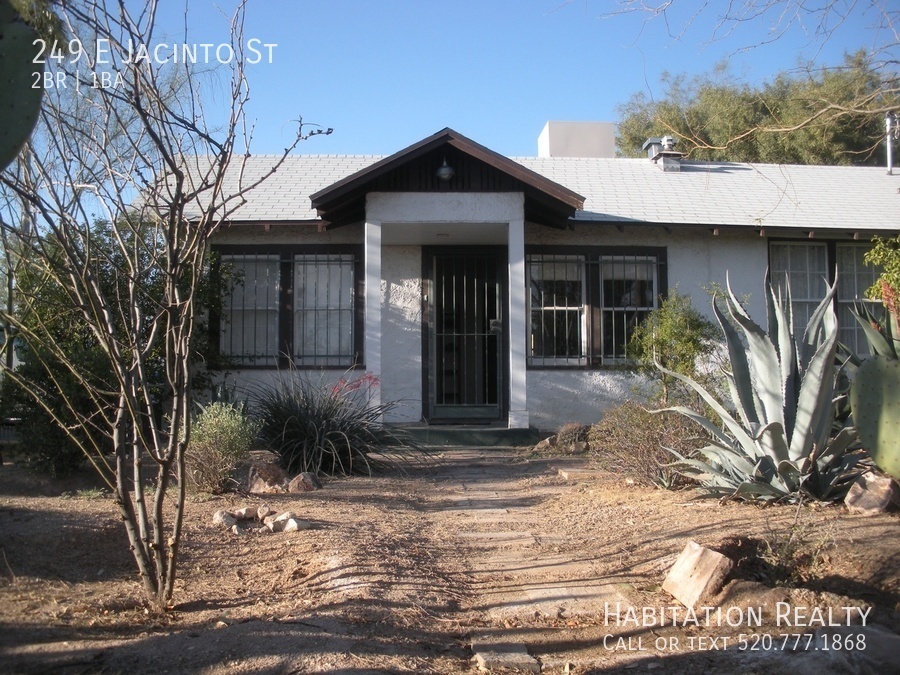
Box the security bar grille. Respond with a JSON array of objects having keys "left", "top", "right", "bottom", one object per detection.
[
  {"left": 527, "top": 251, "right": 662, "bottom": 366},
  {"left": 220, "top": 254, "right": 280, "bottom": 366},
  {"left": 528, "top": 254, "right": 587, "bottom": 365},
  {"left": 431, "top": 252, "right": 503, "bottom": 420},
  {"left": 294, "top": 253, "right": 355, "bottom": 366},
  {"left": 600, "top": 255, "right": 657, "bottom": 363}
]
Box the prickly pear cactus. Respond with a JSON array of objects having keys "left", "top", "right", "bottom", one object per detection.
[
  {"left": 851, "top": 356, "right": 900, "bottom": 480},
  {"left": 0, "top": 0, "right": 43, "bottom": 171}
]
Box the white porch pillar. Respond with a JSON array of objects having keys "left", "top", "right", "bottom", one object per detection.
[
  {"left": 507, "top": 217, "right": 529, "bottom": 429},
  {"left": 364, "top": 218, "right": 382, "bottom": 411}
]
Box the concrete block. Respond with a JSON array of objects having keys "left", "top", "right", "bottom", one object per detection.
[
  {"left": 662, "top": 541, "right": 733, "bottom": 609},
  {"left": 471, "top": 640, "right": 541, "bottom": 673}
]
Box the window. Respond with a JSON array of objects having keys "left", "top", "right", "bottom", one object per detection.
[
  {"left": 769, "top": 241, "right": 884, "bottom": 355},
  {"left": 216, "top": 247, "right": 361, "bottom": 367},
  {"left": 529, "top": 254, "right": 586, "bottom": 365},
  {"left": 527, "top": 248, "right": 665, "bottom": 366},
  {"left": 220, "top": 254, "right": 280, "bottom": 366},
  {"left": 835, "top": 245, "right": 882, "bottom": 355},
  {"left": 770, "top": 242, "right": 829, "bottom": 333},
  {"left": 293, "top": 254, "right": 356, "bottom": 366},
  {"left": 600, "top": 255, "right": 658, "bottom": 362}
]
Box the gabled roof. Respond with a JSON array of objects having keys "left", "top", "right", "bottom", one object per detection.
[{"left": 309, "top": 128, "right": 586, "bottom": 228}]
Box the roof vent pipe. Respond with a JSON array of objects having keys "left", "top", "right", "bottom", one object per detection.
[
  {"left": 887, "top": 112, "right": 897, "bottom": 175},
  {"left": 642, "top": 136, "right": 685, "bottom": 172}
]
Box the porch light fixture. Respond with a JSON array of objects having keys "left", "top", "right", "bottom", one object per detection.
[{"left": 436, "top": 157, "right": 455, "bottom": 181}]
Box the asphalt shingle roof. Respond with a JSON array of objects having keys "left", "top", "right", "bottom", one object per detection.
[{"left": 211, "top": 153, "right": 900, "bottom": 232}]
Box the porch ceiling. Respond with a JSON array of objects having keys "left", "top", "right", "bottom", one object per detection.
[
  {"left": 309, "top": 128, "right": 585, "bottom": 229},
  {"left": 381, "top": 221, "right": 508, "bottom": 246}
]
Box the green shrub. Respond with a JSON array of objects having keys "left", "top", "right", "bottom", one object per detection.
[
  {"left": 255, "top": 371, "right": 416, "bottom": 476},
  {"left": 627, "top": 290, "right": 721, "bottom": 405},
  {"left": 588, "top": 400, "right": 704, "bottom": 489},
  {"left": 185, "top": 402, "right": 259, "bottom": 494},
  {"left": 0, "top": 343, "right": 113, "bottom": 478}
]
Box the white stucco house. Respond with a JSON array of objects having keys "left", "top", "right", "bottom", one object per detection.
[{"left": 209, "top": 123, "right": 899, "bottom": 434}]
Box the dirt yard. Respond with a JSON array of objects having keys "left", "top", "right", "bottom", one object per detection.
[{"left": 0, "top": 449, "right": 897, "bottom": 674}]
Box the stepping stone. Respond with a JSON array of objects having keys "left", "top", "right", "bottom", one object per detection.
[
  {"left": 557, "top": 467, "right": 604, "bottom": 480},
  {"left": 471, "top": 639, "right": 540, "bottom": 673}
]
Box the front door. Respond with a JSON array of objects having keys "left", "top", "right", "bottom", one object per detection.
[{"left": 426, "top": 249, "right": 506, "bottom": 422}]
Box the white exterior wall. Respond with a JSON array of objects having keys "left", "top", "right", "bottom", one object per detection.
[
  {"left": 210, "top": 220, "right": 772, "bottom": 430},
  {"left": 523, "top": 222, "right": 769, "bottom": 429},
  {"left": 381, "top": 245, "right": 424, "bottom": 423},
  {"left": 367, "top": 192, "right": 530, "bottom": 428}
]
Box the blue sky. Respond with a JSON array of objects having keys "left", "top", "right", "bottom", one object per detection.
[{"left": 151, "top": 0, "right": 892, "bottom": 157}]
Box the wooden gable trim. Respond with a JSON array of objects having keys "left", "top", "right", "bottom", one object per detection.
[{"left": 309, "top": 128, "right": 585, "bottom": 228}]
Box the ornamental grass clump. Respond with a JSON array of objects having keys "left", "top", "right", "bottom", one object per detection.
[
  {"left": 658, "top": 275, "right": 863, "bottom": 503},
  {"left": 255, "top": 371, "right": 415, "bottom": 476},
  {"left": 185, "top": 402, "right": 260, "bottom": 494}
]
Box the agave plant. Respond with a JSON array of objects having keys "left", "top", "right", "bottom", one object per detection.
[{"left": 657, "top": 275, "right": 863, "bottom": 502}]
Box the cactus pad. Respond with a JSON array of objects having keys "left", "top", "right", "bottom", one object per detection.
[
  {"left": 851, "top": 356, "right": 900, "bottom": 480},
  {"left": 0, "top": 0, "right": 43, "bottom": 171}
]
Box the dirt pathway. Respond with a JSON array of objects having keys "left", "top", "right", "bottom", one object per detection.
[{"left": 1, "top": 449, "right": 897, "bottom": 674}]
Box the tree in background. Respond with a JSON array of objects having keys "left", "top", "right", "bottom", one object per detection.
[
  {"left": 587, "top": 0, "right": 898, "bottom": 163},
  {"left": 617, "top": 52, "right": 896, "bottom": 163},
  {"left": 0, "top": 0, "right": 326, "bottom": 610}
]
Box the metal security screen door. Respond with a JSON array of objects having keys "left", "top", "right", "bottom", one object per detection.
[{"left": 427, "top": 251, "right": 506, "bottom": 421}]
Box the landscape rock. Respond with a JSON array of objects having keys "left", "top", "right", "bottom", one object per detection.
[
  {"left": 282, "top": 518, "right": 313, "bottom": 533},
  {"left": 232, "top": 506, "right": 258, "bottom": 520},
  {"left": 256, "top": 503, "right": 273, "bottom": 520},
  {"left": 230, "top": 524, "right": 246, "bottom": 536},
  {"left": 212, "top": 510, "right": 237, "bottom": 529},
  {"left": 246, "top": 463, "right": 290, "bottom": 494},
  {"left": 287, "top": 472, "right": 322, "bottom": 493},
  {"left": 534, "top": 435, "right": 557, "bottom": 452},
  {"left": 845, "top": 472, "right": 899, "bottom": 515},
  {"left": 663, "top": 541, "right": 733, "bottom": 609},
  {"left": 266, "top": 511, "right": 309, "bottom": 533}
]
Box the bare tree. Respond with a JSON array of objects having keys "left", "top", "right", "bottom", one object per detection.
[{"left": 0, "top": 0, "right": 326, "bottom": 609}]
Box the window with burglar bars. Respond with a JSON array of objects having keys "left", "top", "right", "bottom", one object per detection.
[
  {"left": 294, "top": 254, "right": 355, "bottom": 366},
  {"left": 528, "top": 254, "right": 587, "bottom": 365},
  {"left": 770, "top": 241, "right": 884, "bottom": 355},
  {"left": 218, "top": 248, "right": 359, "bottom": 367},
  {"left": 220, "top": 254, "right": 280, "bottom": 366},
  {"left": 527, "top": 250, "right": 663, "bottom": 366}
]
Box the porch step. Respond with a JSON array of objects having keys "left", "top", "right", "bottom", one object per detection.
[{"left": 393, "top": 425, "right": 543, "bottom": 448}]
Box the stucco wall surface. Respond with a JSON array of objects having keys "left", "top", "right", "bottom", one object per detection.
[
  {"left": 525, "top": 223, "right": 769, "bottom": 320},
  {"left": 381, "top": 246, "right": 424, "bottom": 423}
]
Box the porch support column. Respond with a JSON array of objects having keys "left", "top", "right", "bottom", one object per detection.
[
  {"left": 364, "top": 218, "right": 382, "bottom": 412},
  {"left": 507, "top": 217, "right": 528, "bottom": 429}
]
